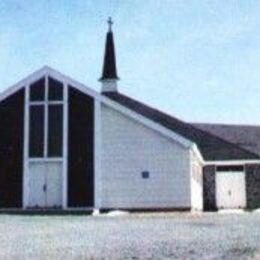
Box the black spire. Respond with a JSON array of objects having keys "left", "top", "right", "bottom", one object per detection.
[{"left": 100, "top": 17, "right": 119, "bottom": 80}]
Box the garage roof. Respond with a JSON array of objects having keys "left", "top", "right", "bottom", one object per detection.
[{"left": 194, "top": 123, "right": 260, "bottom": 157}]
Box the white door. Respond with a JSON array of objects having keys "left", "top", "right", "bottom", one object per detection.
[
  {"left": 28, "top": 163, "right": 46, "bottom": 207},
  {"left": 216, "top": 171, "right": 246, "bottom": 209},
  {"left": 46, "top": 162, "right": 62, "bottom": 207},
  {"left": 28, "top": 162, "right": 62, "bottom": 208}
]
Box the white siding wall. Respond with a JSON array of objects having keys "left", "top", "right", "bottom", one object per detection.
[
  {"left": 190, "top": 151, "right": 203, "bottom": 210},
  {"left": 100, "top": 104, "right": 192, "bottom": 209}
]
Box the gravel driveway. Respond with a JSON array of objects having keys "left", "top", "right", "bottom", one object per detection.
[{"left": 0, "top": 212, "right": 259, "bottom": 259}]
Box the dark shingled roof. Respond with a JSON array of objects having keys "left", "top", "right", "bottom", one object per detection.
[
  {"left": 104, "top": 92, "right": 259, "bottom": 161},
  {"left": 100, "top": 30, "right": 119, "bottom": 80},
  {"left": 194, "top": 123, "right": 260, "bottom": 157}
]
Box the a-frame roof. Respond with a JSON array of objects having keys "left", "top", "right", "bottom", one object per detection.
[
  {"left": 0, "top": 66, "right": 100, "bottom": 103},
  {"left": 0, "top": 66, "right": 196, "bottom": 151},
  {"left": 1, "top": 66, "right": 259, "bottom": 162}
]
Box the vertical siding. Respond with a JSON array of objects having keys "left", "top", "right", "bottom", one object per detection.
[
  {"left": 0, "top": 89, "right": 24, "bottom": 208},
  {"left": 68, "top": 87, "right": 94, "bottom": 207},
  {"left": 100, "top": 104, "right": 191, "bottom": 209},
  {"left": 190, "top": 152, "right": 203, "bottom": 210}
]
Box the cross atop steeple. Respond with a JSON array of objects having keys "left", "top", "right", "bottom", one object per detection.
[
  {"left": 107, "top": 17, "right": 113, "bottom": 32},
  {"left": 100, "top": 17, "right": 119, "bottom": 92}
]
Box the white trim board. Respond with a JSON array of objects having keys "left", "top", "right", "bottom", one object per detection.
[
  {"left": 101, "top": 102, "right": 193, "bottom": 149},
  {"left": 22, "top": 84, "right": 29, "bottom": 209},
  {"left": 100, "top": 100, "right": 205, "bottom": 162},
  {"left": 94, "top": 100, "right": 102, "bottom": 209},
  {"left": 0, "top": 66, "right": 101, "bottom": 103},
  {"left": 62, "top": 83, "right": 68, "bottom": 209},
  {"left": 205, "top": 160, "right": 260, "bottom": 166},
  {"left": 191, "top": 144, "right": 204, "bottom": 165}
]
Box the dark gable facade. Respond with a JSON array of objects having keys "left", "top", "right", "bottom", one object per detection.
[{"left": 0, "top": 69, "right": 96, "bottom": 209}]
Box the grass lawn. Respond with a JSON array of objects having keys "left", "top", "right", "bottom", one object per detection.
[{"left": 0, "top": 212, "right": 259, "bottom": 259}]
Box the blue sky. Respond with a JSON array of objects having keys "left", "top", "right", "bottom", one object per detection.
[{"left": 0, "top": 0, "right": 260, "bottom": 124}]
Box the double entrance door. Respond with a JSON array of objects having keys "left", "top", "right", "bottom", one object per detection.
[{"left": 28, "top": 162, "right": 62, "bottom": 208}]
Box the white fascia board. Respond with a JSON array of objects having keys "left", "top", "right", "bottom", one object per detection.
[
  {"left": 44, "top": 66, "right": 101, "bottom": 100},
  {"left": 100, "top": 96, "right": 195, "bottom": 149},
  {"left": 0, "top": 67, "right": 47, "bottom": 102},
  {"left": 191, "top": 144, "right": 204, "bottom": 165},
  {"left": 205, "top": 160, "right": 260, "bottom": 166},
  {"left": 0, "top": 66, "right": 101, "bottom": 103}
]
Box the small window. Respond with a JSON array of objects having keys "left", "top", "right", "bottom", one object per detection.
[
  {"left": 141, "top": 171, "right": 150, "bottom": 179},
  {"left": 48, "top": 77, "right": 63, "bottom": 100},
  {"left": 30, "top": 78, "right": 45, "bottom": 101}
]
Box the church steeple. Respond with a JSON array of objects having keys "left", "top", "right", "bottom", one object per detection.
[{"left": 100, "top": 17, "right": 119, "bottom": 93}]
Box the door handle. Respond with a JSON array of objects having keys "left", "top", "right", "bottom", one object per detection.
[{"left": 43, "top": 184, "right": 47, "bottom": 192}]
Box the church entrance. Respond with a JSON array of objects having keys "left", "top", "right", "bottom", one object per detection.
[
  {"left": 28, "top": 162, "right": 62, "bottom": 208},
  {"left": 24, "top": 76, "right": 65, "bottom": 209}
]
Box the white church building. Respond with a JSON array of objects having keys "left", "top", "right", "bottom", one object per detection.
[{"left": 0, "top": 19, "right": 260, "bottom": 212}]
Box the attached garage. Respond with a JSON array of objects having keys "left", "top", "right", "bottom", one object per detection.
[{"left": 203, "top": 163, "right": 260, "bottom": 211}]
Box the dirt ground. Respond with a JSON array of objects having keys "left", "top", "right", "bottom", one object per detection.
[{"left": 0, "top": 212, "right": 259, "bottom": 259}]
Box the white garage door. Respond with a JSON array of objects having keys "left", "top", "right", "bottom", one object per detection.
[{"left": 216, "top": 170, "right": 246, "bottom": 209}]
